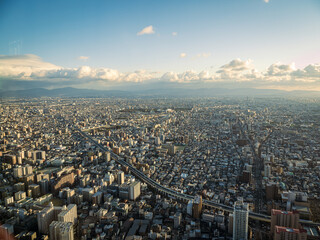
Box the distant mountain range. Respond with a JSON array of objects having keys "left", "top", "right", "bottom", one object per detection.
[{"left": 0, "top": 87, "right": 319, "bottom": 98}]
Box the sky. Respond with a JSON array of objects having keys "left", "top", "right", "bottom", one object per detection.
[{"left": 0, "top": 0, "right": 320, "bottom": 91}]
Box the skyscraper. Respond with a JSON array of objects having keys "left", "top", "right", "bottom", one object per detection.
[{"left": 233, "top": 199, "right": 249, "bottom": 240}]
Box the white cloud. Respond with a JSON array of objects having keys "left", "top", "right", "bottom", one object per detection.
[
  {"left": 137, "top": 25, "right": 155, "bottom": 35},
  {"left": 161, "top": 70, "right": 214, "bottom": 83},
  {"left": 267, "top": 62, "right": 296, "bottom": 76},
  {"left": 1, "top": 54, "right": 319, "bottom": 90},
  {"left": 172, "top": 32, "right": 178, "bottom": 36},
  {"left": 0, "top": 54, "right": 60, "bottom": 80},
  {"left": 78, "top": 56, "right": 89, "bottom": 61},
  {"left": 264, "top": 0, "right": 269, "bottom": 3},
  {"left": 0, "top": 54, "right": 155, "bottom": 83},
  {"left": 219, "top": 58, "right": 252, "bottom": 71},
  {"left": 180, "top": 53, "right": 187, "bottom": 58}
]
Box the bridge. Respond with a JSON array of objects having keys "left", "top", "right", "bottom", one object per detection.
[{"left": 73, "top": 126, "right": 319, "bottom": 226}]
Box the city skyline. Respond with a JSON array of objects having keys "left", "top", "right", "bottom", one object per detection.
[{"left": 0, "top": 0, "right": 320, "bottom": 91}]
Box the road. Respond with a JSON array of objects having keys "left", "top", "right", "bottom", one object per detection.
[{"left": 72, "top": 125, "right": 320, "bottom": 226}]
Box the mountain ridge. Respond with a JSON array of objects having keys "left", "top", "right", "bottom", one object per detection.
[{"left": 1, "top": 87, "right": 319, "bottom": 98}]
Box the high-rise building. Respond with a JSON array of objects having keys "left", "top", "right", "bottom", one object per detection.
[
  {"left": 34, "top": 150, "right": 46, "bottom": 161},
  {"left": 118, "top": 171, "right": 125, "bottom": 185},
  {"left": 240, "top": 170, "right": 252, "bottom": 183},
  {"left": 119, "top": 183, "right": 129, "bottom": 199},
  {"left": 37, "top": 203, "right": 77, "bottom": 234},
  {"left": 129, "top": 181, "right": 141, "bottom": 200},
  {"left": 192, "top": 195, "right": 202, "bottom": 219},
  {"left": 271, "top": 209, "right": 300, "bottom": 234},
  {"left": 105, "top": 172, "right": 114, "bottom": 185},
  {"left": 112, "top": 146, "right": 121, "bottom": 155},
  {"left": 82, "top": 188, "right": 94, "bottom": 202},
  {"left": 174, "top": 212, "right": 182, "bottom": 228},
  {"left": 233, "top": 199, "right": 249, "bottom": 240},
  {"left": 187, "top": 200, "right": 193, "bottom": 216},
  {"left": 273, "top": 226, "right": 307, "bottom": 240},
  {"left": 39, "top": 179, "right": 49, "bottom": 195},
  {"left": 51, "top": 172, "right": 75, "bottom": 193},
  {"left": 29, "top": 184, "right": 40, "bottom": 198},
  {"left": 14, "top": 182, "right": 25, "bottom": 192},
  {"left": 13, "top": 167, "right": 23, "bottom": 178},
  {"left": 266, "top": 182, "right": 280, "bottom": 201},
  {"left": 4, "top": 196, "right": 14, "bottom": 206},
  {"left": 0, "top": 224, "right": 14, "bottom": 240},
  {"left": 105, "top": 152, "right": 110, "bottom": 162},
  {"left": 264, "top": 164, "right": 272, "bottom": 177},
  {"left": 155, "top": 137, "right": 161, "bottom": 145},
  {"left": 92, "top": 191, "right": 103, "bottom": 205},
  {"left": 49, "top": 221, "right": 74, "bottom": 240},
  {"left": 58, "top": 204, "right": 77, "bottom": 224},
  {"left": 4, "top": 154, "right": 16, "bottom": 165},
  {"left": 37, "top": 202, "right": 55, "bottom": 234}
]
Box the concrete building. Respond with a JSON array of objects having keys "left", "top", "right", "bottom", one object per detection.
[
  {"left": 58, "top": 204, "right": 77, "bottom": 224},
  {"left": 37, "top": 202, "right": 55, "bottom": 234},
  {"left": 174, "top": 212, "right": 182, "bottom": 228},
  {"left": 233, "top": 199, "right": 249, "bottom": 240},
  {"left": 105, "top": 152, "right": 111, "bottom": 162},
  {"left": 37, "top": 203, "right": 77, "bottom": 234},
  {"left": 192, "top": 195, "right": 202, "bottom": 219},
  {"left": 119, "top": 183, "right": 130, "bottom": 200},
  {"left": 118, "top": 171, "right": 125, "bottom": 185},
  {"left": 49, "top": 221, "right": 74, "bottom": 240},
  {"left": 271, "top": 209, "right": 300, "bottom": 235},
  {"left": 266, "top": 182, "right": 280, "bottom": 201},
  {"left": 274, "top": 226, "right": 307, "bottom": 240},
  {"left": 14, "top": 191, "right": 26, "bottom": 201},
  {"left": 129, "top": 181, "right": 141, "bottom": 200}
]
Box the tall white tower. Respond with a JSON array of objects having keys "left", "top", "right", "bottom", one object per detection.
[{"left": 233, "top": 199, "right": 249, "bottom": 240}]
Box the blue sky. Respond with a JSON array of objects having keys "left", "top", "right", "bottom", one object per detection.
[{"left": 0, "top": 0, "right": 320, "bottom": 90}]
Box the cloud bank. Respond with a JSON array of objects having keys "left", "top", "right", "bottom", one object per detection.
[{"left": 0, "top": 54, "right": 319, "bottom": 91}]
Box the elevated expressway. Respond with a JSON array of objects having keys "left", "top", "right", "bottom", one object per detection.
[{"left": 73, "top": 126, "right": 319, "bottom": 226}]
